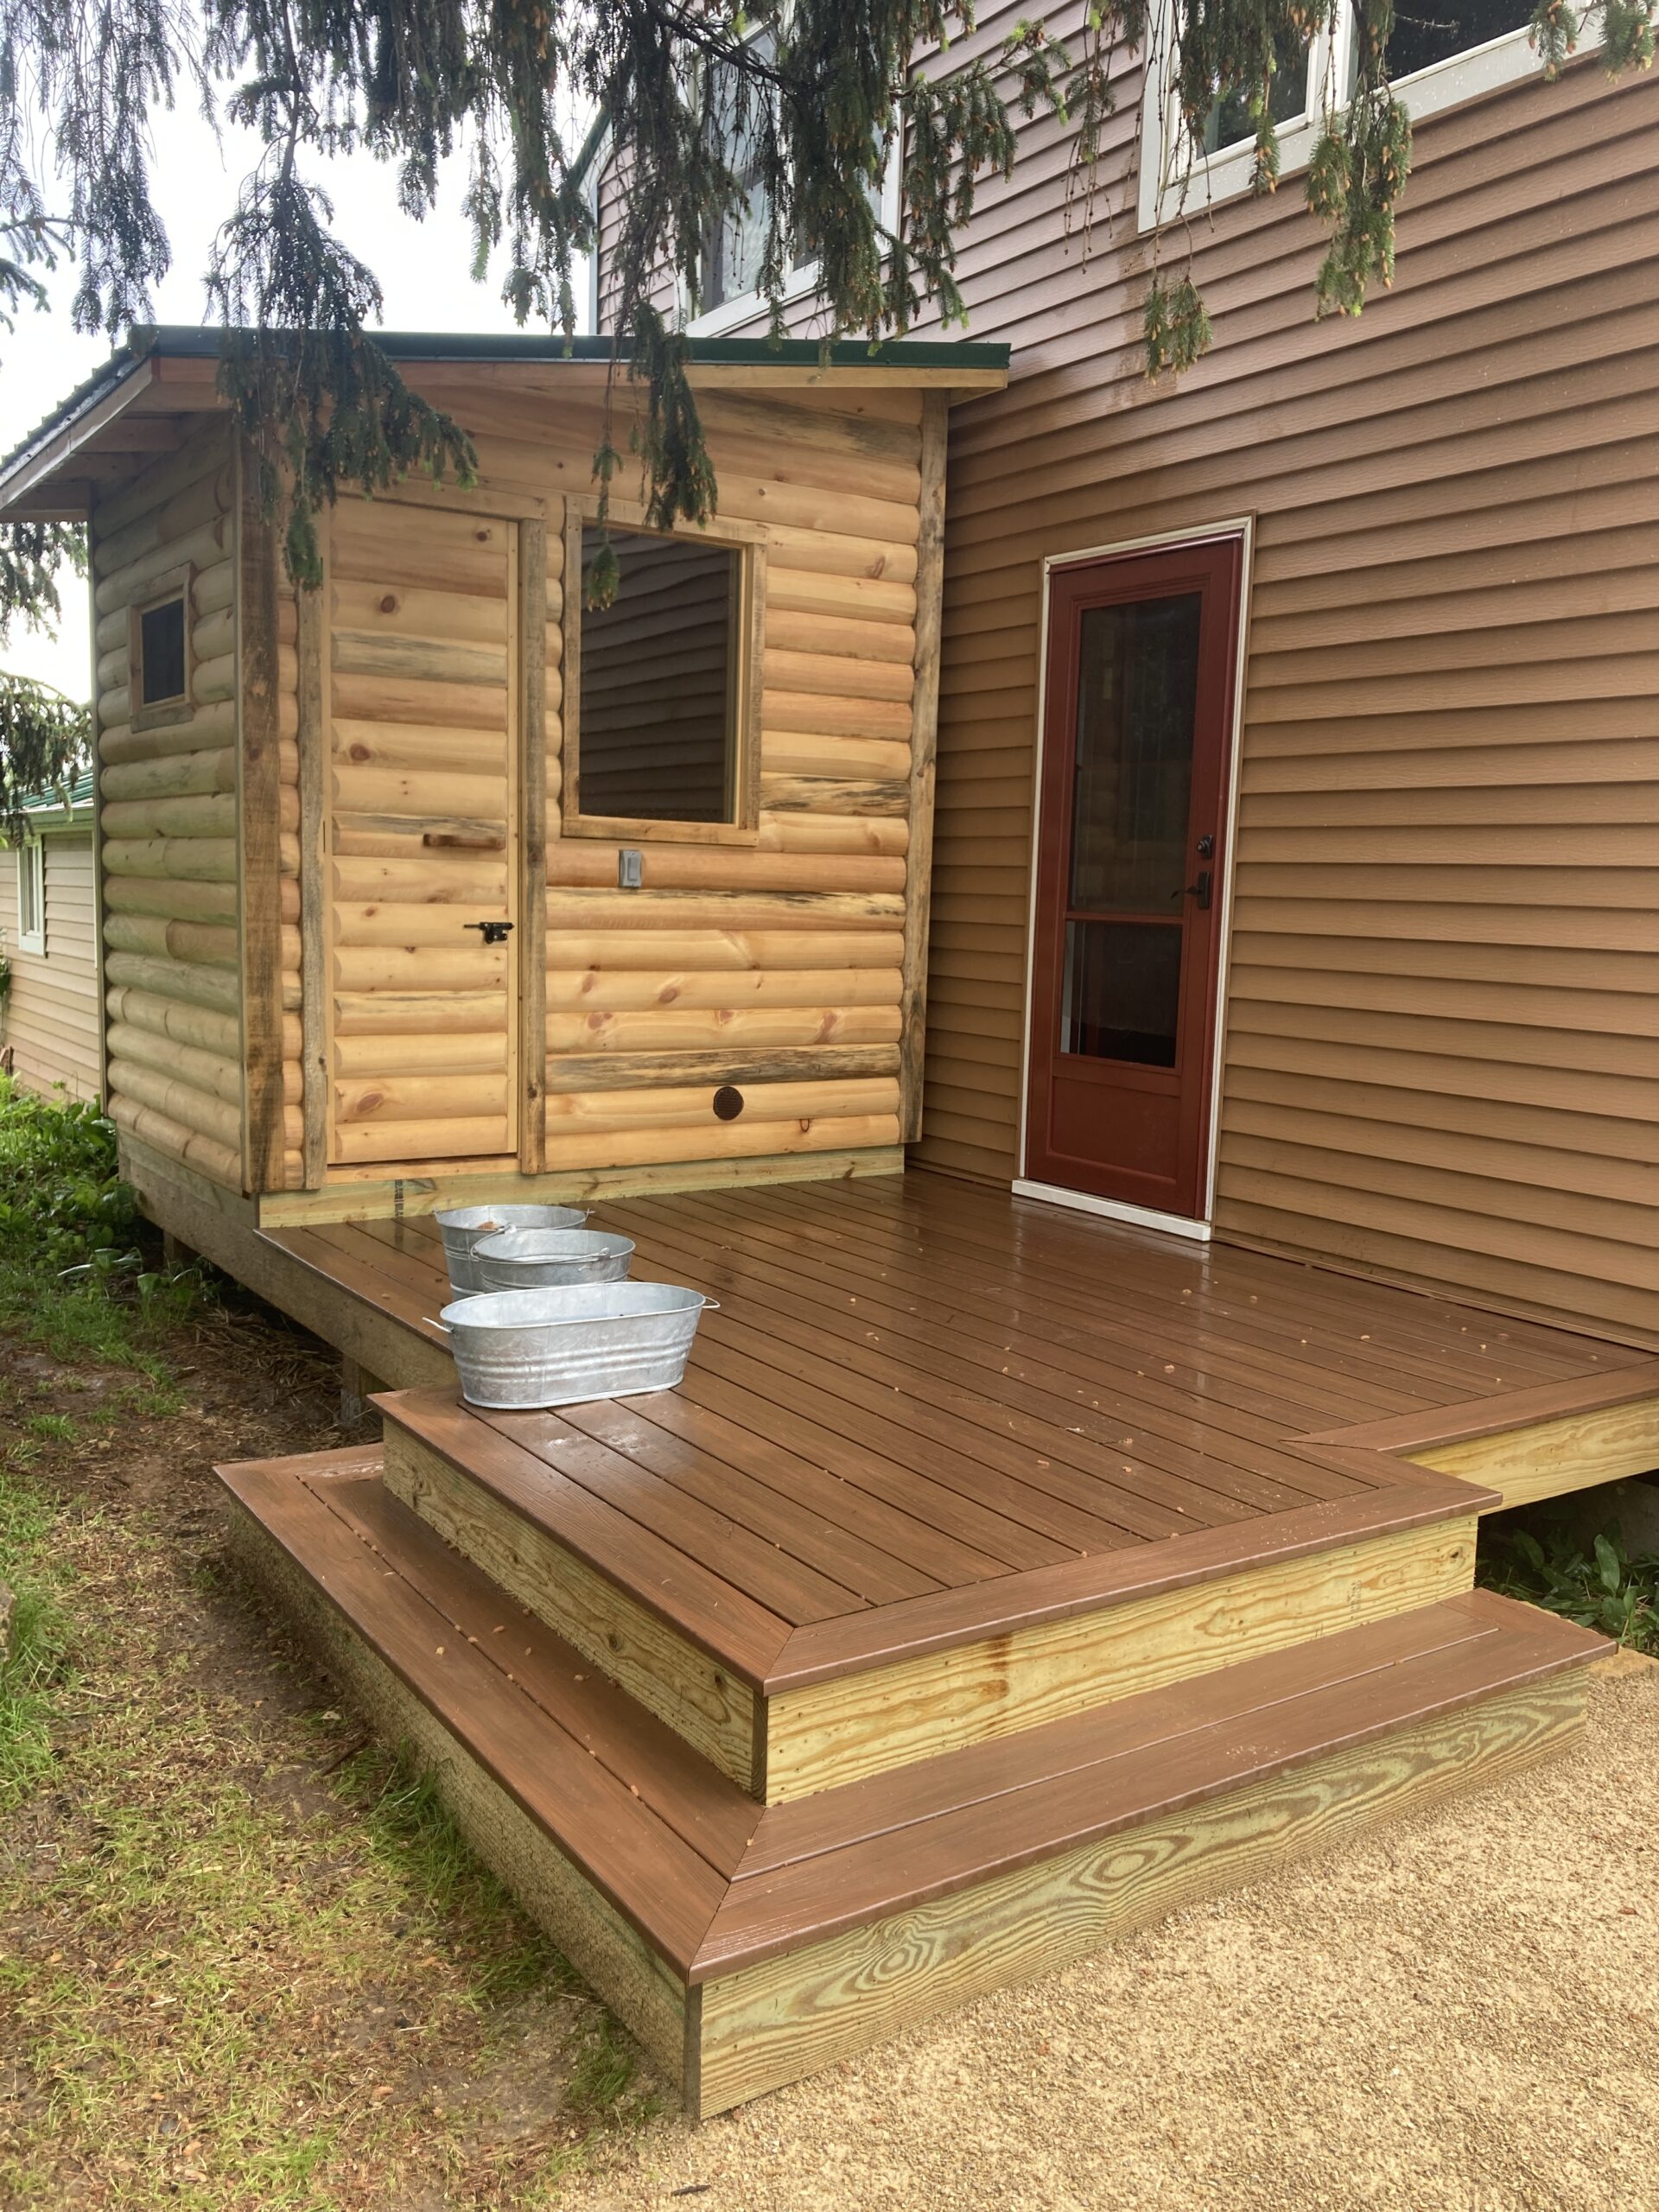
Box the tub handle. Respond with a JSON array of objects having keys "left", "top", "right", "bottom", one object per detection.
[
  {"left": 424, "top": 1319, "right": 452, "bottom": 1334},
  {"left": 701, "top": 1297, "right": 721, "bottom": 1313}
]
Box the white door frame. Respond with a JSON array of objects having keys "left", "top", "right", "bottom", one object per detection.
[{"left": 1013, "top": 517, "right": 1255, "bottom": 1243}]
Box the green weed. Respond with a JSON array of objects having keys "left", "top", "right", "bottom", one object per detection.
[
  {"left": 1479, "top": 1510, "right": 1659, "bottom": 1654},
  {"left": 0, "top": 1076, "right": 213, "bottom": 1370}
]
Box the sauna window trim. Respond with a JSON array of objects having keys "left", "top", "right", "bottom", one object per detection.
[
  {"left": 560, "top": 499, "right": 767, "bottom": 848},
  {"left": 15, "top": 836, "right": 45, "bottom": 955},
  {"left": 127, "top": 563, "right": 195, "bottom": 734},
  {"left": 1136, "top": 3, "right": 1597, "bottom": 232}
]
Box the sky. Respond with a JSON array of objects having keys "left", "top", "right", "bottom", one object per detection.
[{"left": 2, "top": 93, "right": 593, "bottom": 700}]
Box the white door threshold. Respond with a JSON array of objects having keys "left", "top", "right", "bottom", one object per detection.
[{"left": 1011, "top": 1179, "right": 1213, "bottom": 1243}]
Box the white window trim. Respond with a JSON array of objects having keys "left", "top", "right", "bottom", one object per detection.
[
  {"left": 683, "top": 131, "right": 903, "bottom": 336},
  {"left": 16, "top": 839, "right": 45, "bottom": 956},
  {"left": 1138, "top": 3, "right": 1600, "bottom": 232}
]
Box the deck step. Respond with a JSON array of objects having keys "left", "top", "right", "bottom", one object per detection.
[
  {"left": 374, "top": 1384, "right": 1491, "bottom": 1802},
  {"left": 219, "top": 1444, "right": 1605, "bottom": 2119}
]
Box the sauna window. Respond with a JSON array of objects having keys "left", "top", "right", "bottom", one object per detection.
[
  {"left": 128, "top": 569, "right": 194, "bottom": 732},
  {"left": 571, "top": 524, "right": 750, "bottom": 832},
  {"left": 16, "top": 839, "right": 45, "bottom": 956}
]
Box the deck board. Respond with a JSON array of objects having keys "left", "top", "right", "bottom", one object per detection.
[{"left": 256, "top": 1170, "right": 1651, "bottom": 1685}]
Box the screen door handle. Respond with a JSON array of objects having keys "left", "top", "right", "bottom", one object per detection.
[{"left": 1182, "top": 869, "right": 1213, "bottom": 911}]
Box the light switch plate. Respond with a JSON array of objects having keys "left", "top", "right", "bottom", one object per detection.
[{"left": 619, "top": 848, "right": 644, "bottom": 889}]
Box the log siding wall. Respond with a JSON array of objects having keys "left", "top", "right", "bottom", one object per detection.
[
  {"left": 600, "top": 16, "right": 1659, "bottom": 1340},
  {"left": 0, "top": 833, "right": 100, "bottom": 1100},
  {"left": 330, "top": 372, "right": 918, "bottom": 1179},
  {"left": 92, "top": 419, "right": 301, "bottom": 1192}
]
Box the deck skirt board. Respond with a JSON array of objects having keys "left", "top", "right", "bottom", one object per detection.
[
  {"left": 690, "top": 1672, "right": 1586, "bottom": 2115},
  {"left": 218, "top": 1446, "right": 1605, "bottom": 2119},
  {"left": 759, "top": 1513, "right": 1479, "bottom": 1800}
]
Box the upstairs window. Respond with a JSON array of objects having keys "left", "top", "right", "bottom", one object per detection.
[
  {"left": 699, "top": 26, "right": 813, "bottom": 315},
  {"left": 128, "top": 568, "right": 194, "bottom": 732},
  {"left": 16, "top": 838, "right": 45, "bottom": 955},
  {"left": 688, "top": 25, "right": 900, "bottom": 335},
  {"left": 1383, "top": 0, "right": 1535, "bottom": 79},
  {"left": 563, "top": 512, "right": 764, "bottom": 842},
  {"left": 1141, "top": 0, "right": 1567, "bottom": 230}
]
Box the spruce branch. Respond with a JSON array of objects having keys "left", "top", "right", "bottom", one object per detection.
[{"left": 0, "top": 673, "right": 91, "bottom": 849}]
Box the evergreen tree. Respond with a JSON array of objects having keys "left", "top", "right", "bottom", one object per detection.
[{"left": 0, "top": 0, "right": 1651, "bottom": 710}]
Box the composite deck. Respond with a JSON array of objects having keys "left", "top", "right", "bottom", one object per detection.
[
  {"left": 259, "top": 1171, "right": 1659, "bottom": 1551},
  {"left": 210, "top": 1170, "right": 1642, "bottom": 2110}
]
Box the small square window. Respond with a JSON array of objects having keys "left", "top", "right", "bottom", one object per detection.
[
  {"left": 16, "top": 840, "right": 45, "bottom": 955},
  {"left": 139, "top": 595, "right": 187, "bottom": 706},
  {"left": 566, "top": 519, "right": 760, "bottom": 837},
  {"left": 127, "top": 566, "right": 194, "bottom": 731}
]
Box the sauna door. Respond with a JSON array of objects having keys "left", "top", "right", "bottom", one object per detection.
[
  {"left": 325, "top": 500, "right": 521, "bottom": 1166},
  {"left": 1025, "top": 537, "right": 1242, "bottom": 1219}
]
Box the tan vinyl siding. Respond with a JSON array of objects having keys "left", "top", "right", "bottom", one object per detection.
[
  {"left": 599, "top": 8, "right": 1659, "bottom": 1340},
  {"left": 0, "top": 834, "right": 101, "bottom": 1100}
]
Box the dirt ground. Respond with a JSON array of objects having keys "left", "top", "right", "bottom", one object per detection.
[
  {"left": 0, "top": 1296, "right": 656, "bottom": 2210},
  {"left": 563, "top": 1659, "right": 1659, "bottom": 2212},
  {"left": 3, "top": 1287, "right": 1655, "bottom": 2212}
]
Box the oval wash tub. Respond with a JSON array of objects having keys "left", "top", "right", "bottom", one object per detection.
[
  {"left": 434, "top": 1204, "right": 589, "bottom": 1295},
  {"left": 435, "top": 1281, "right": 715, "bottom": 1409}
]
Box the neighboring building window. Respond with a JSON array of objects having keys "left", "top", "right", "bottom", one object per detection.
[
  {"left": 563, "top": 517, "right": 762, "bottom": 839},
  {"left": 127, "top": 568, "right": 194, "bottom": 731},
  {"left": 16, "top": 839, "right": 45, "bottom": 955},
  {"left": 1141, "top": 0, "right": 1562, "bottom": 230}
]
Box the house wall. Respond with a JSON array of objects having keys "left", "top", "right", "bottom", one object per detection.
[
  {"left": 602, "top": 15, "right": 1659, "bottom": 1341},
  {"left": 90, "top": 418, "right": 302, "bottom": 1192},
  {"left": 925, "top": 28, "right": 1659, "bottom": 1345},
  {"left": 299, "top": 368, "right": 924, "bottom": 1193},
  {"left": 0, "top": 832, "right": 101, "bottom": 1100}
]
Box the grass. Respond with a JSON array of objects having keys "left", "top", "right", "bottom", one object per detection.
[{"left": 0, "top": 1082, "right": 658, "bottom": 2207}]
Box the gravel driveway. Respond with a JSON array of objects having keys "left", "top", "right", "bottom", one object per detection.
[{"left": 565, "top": 1655, "right": 1658, "bottom": 2212}]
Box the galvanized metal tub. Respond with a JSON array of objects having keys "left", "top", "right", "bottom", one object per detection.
[
  {"left": 434, "top": 1204, "right": 589, "bottom": 1295},
  {"left": 470, "top": 1227, "right": 635, "bottom": 1292},
  {"left": 435, "top": 1281, "right": 716, "bottom": 1409}
]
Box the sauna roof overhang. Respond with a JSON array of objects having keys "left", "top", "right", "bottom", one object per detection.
[{"left": 0, "top": 325, "right": 1010, "bottom": 523}]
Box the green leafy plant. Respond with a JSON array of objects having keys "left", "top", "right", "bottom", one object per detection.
[
  {"left": 1480, "top": 1512, "right": 1659, "bottom": 1654},
  {"left": 0, "top": 1077, "right": 208, "bottom": 1366}
]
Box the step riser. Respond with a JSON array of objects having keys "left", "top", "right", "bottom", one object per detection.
[
  {"left": 385, "top": 1413, "right": 1477, "bottom": 1804},
  {"left": 765, "top": 1516, "right": 1478, "bottom": 1799},
  {"left": 226, "top": 1484, "right": 1583, "bottom": 2120},
  {"left": 226, "top": 1491, "right": 695, "bottom": 2088},
  {"left": 694, "top": 1672, "right": 1585, "bottom": 2115},
  {"left": 383, "top": 1423, "right": 765, "bottom": 1793}
]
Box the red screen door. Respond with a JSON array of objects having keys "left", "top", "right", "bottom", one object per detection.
[{"left": 1025, "top": 537, "right": 1243, "bottom": 1218}]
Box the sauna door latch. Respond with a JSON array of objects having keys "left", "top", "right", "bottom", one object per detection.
[{"left": 464, "top": 920, "right": 515, "bottom": 945}]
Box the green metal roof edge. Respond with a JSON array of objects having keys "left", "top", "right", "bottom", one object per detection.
[
  {"left": 135, "top": 323, "right": 1008, "bottom": 370},
  {"left": 4, "top": 767, "right": 96, "bottom": 834}
]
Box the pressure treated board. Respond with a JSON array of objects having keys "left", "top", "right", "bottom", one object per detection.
[
  {"left": 221, "top": 1445, "right": 1602, "bottom": 2119},
  {"left": 692, "top": 1670, "right": 1586, "bottom": 2113}
]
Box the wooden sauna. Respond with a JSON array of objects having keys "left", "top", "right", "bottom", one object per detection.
[{"left": 0, "top": 329, "right": 1007, "bottom": 1243}]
